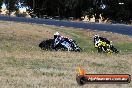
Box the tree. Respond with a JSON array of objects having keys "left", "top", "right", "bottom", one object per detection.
[
  {"left": 0, "top": 0, "right": 3, "bottom": 9},
  {"left": 4, "top": 0, "right": 18, "bottom": 12},
  {"left": 20, "top": 0, "right": 132, "bottom": 23}
]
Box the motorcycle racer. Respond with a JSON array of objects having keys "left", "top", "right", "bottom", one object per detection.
[{"left": 53, "top": 32, "right": 74, "bottom": 51}]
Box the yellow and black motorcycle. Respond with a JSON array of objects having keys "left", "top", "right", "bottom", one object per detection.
[{"left": 94, "top": 40, "right": 119, "bottom": 53}]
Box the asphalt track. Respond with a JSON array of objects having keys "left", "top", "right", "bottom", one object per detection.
[{"left": 0, "top": 15, "right": 132, "bottom": 36}]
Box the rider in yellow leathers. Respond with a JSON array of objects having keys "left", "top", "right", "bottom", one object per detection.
[{"left": 94, "top": 34, "right": 113, "bottom": 53}]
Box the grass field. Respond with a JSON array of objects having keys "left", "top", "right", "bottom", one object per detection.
[{"left": 0, "top": 21, "right": 132, "bottom": 88}]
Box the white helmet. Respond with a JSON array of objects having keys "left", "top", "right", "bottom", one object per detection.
[
  {"left": 54, "top": 32, "right": 60, "bottom": 39},
  {"left": 54, "top": 32, "right": 60, "bottom": 36},
  {"left": 94, "top": 34, "right": 99, "bottom": 39}
]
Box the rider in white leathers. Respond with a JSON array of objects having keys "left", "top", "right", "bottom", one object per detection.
[{"left": 53, "top": 32, "right": 73, "bottom": 51}]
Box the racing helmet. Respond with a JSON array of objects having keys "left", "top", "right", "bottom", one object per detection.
[
  {"left": 54, "top": 32, "right": 60, "bottom": 38},
  {"left": 94, "top": 34, "right": 99, "bottom": 40}
]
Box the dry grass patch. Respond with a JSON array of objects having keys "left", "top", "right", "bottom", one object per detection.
[
  {"left": 0, "top": 51, "right": 132, "bottom": 88},
  {"left": 0, "top": 21, "right": 132, "bottom": 88}
]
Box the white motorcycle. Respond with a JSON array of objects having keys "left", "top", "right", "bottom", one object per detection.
[
  {"left": 39, "top": 38, "right": 81, "bottom": 52},
  {"left": 54, "top": 38, "right": 81, "bottom": 52}
]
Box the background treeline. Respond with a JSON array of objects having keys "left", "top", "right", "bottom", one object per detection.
[{"left": 0, "top": 0, "right": 132, "bottom": 23}]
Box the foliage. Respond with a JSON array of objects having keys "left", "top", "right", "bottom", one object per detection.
[{"left": 0, "top": 0, "right": 132, "bottom": 23}]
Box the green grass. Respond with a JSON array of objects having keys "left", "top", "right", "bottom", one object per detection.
[
  {"left": 50, "top": 26, "right": 132, "bottom": 53},
  {"left": 116, "top": 42, "right": 132, "bottom": 53}
]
